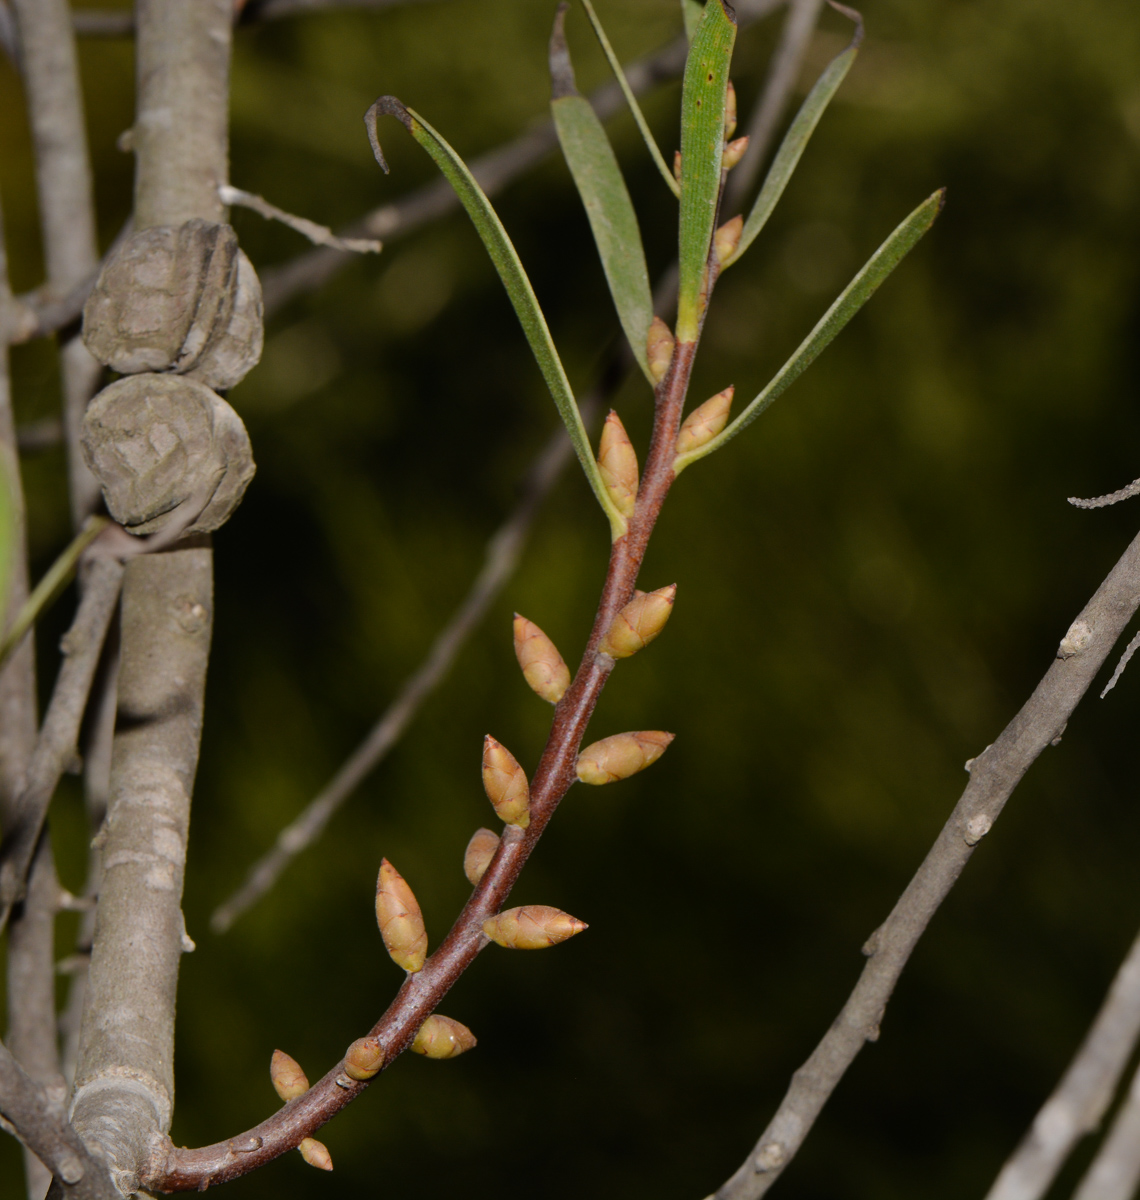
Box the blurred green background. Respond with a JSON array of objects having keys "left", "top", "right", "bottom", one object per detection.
[{"left": 3, "top": 0, "right": 1140, "bottom": 1196}]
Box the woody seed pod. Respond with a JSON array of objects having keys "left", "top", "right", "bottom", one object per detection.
[
  {"left": 412, "top": 1015, "right": 478, "bottom": 1059},
  {"left": 375, "top": 859, "right": 428, "bottom": 972},
  {"left": 513, "top": 614, "right": 570, "bottom": 704},
  {"left": 721, "top": 134, "right": 749, "bottom": 172},
  {"left": 714, "top": 215, "right": 744, "bottom": 265},
  {"left": 464, "top": 827, "right": 501, "bottom": 885},
  {"left": 646, "top": 316, "right": 675, "bottom": 384},
  {"left": 725, "top": 81, "right": 738, "bottom": 138},
  {"left": 675, "top": 386, "right": 734, "bottom": 456},
  {"left": 80, "top": 373, "right": 256, "bottom": 535},
  {"left": 482, "top": 736, "right": 530, "bottom": 828},
  {"left": 343, "top": 1036, "right": 385, "bottom": 1081},
  {"left": 299, "top": 1138, "right": 333, "bottom": 1171},
  {"left": 576, "top": 731, "right": 674, "bottom": 785},
  {"left": 598, "top": 585, "right": 676, "bottom": 659},
  {"left": 598, "top": 411, "right": 638, "bottom": 519},
  {"left": 270, "top": 1050, "right": 309, "bottom": 1101},
  {"left": 82, "top": 219, "right": 263, "bottom": 390},
  {"left": 482, "top": 905, "right": 587, "bottom": 950}
]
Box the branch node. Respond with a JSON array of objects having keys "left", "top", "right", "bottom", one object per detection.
[
  {"left": 1058, "top": 619, "right": 1093, "bottom": 659},
  {"left": 964, "top": 813, "right": 993, "bottom": 846},
  {"left": 753, "top": 1142, "right": 786, "bottom": 1173}
]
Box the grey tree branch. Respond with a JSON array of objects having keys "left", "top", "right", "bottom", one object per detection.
[
  {"left": 724, "top": 0, "right": 825, "bottom": 213},
  {"left": 68, "top": 1, "right": 233, "bottom": 1188},
  {"left": 1071, "top": 1056, "right": 1140, "bottom": 1200},
  {"left": 11, "top": 0, "right": 103, "bottom": 527},
  {"left": 219, "top": 184, "right": 382, "bottom": 254},
  {"left": 983, "top": 925, "right": 1140, "bottom": 1200},
  {"left": 262, "top": 0, "right": 787, "bottom": 316},
  {"left": 710, "top": 521, "right": 1140, "bottom": 1200}
]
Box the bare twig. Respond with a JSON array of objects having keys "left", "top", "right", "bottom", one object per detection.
[
  {"left": 1099, "top": 627, "right": 1140, "bottom": 698},
  {"left": 0, "top": 1038, "right": 114, "bottom": 1199},
  {"left": 0, "top": 554, "right": 125, "bottom": 929},
  {"left": 11, "top": 0, "right": 103, "bottom": 526},
  {"left": 1069, "top": 476, "right": 1140, "bottom": 509},
  {"left": 219, "top": 184, "right": 382, "bottom": 253},
  {"left": 708, "top": 524, "right": 1140, "bottom": 1200},
  {"left": 211, "top": 384, "right": 607, "bottom": 932},
  {"left": 1071, "top": 1057, "right": 1140, "bottom": 1200},
  {"left": 724, "top": 0, "right": 825, "bottom": 213},
  {"left": 984, "top": 925, "right": 1140, "bottom": 1200},
  {"left": 261, "top": 0, "right": 786, "bottom": 315}
]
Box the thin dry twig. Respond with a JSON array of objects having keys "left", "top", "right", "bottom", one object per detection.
[
  {"left": 984, "top": 925, "right": 1140, "bottom": 1200},
  {"left": 708, "top": 523, "right": 1140, "bottom": 1200},
  {"left": 220, "top": 184, "right": 382, "bottom": 253},
  {"left": 1069, "top": 476, "right": 1140, "bottom": 509},
  {"left": 1071, "top": 1056, "right": 1140, "bottom": 1200}
]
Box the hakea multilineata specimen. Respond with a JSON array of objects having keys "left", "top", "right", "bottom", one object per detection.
[
  {"left": 714, "top": 216, "right": 743, "bottom": 265},
  {"left": 598, "top": 585, "right": 677, "bottom": 659},
  {"left": 675, "top": 385, "right": 734, "bottom": 457},
  {"left": 270, "top": 1049, "right": 309, "bottom": 1101},
  {"left": 513, "top": 613, "right": 570, "bottom": 704},
  {"left": 646, "top": 315, "right": 675, "bottom": 384},
  {"left": 597, "top": 410, "right": 639, "bottom": 519},
  {"left": 576, "top": 731, "right": 675, "bottom": 785},
  {"left": 375, "top": 858, "right": 428, "bottom": 972},
  {"left": 721, "top": 135, "right": 748, "bottom": 171},
  {"left": 483, "top": 905, "right": 587, "bottom": 950},
  {"left": 343, "top": 1036, "right": 386, "bottom": 1081},
  {"left": 464, "top": 827, "right": 501, "bottom": 885},
  {"left": 299, "top": 1138, "right": 333, "bottom": 1171},
  {"left": 412, "top": 1015, "right": 477, "bottom": 1059},
  {"left": 482, "top": 736, "right": 531, "bottom": 828}
]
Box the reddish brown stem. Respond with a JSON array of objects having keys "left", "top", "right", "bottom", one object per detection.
[{"left": 148, "top": 281, "right": 709, "bottom": 1197}]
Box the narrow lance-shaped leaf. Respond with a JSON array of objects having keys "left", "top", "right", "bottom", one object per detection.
[
  {"left": 550, "top": 7, "right": 656, "bottom": 385},
  {"left": 676, "top": 0, "right": 736, "bottom": 342},
  {"left": 365, "top": 98, "right": 629, "bottom": 540},
  {"left": 576, "top": 0, "right": 680, "bottom": 198},
  {"left": 681, "top": 0, "right": 705, "bottom": 43},
  {"left": 674, "top": 189, "right": 946, "bottom": 474},
  {"left": 723, "top": 3, "right": 863, "bottom": 269}
]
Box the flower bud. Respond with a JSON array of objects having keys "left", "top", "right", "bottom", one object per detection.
[
  {"left": 343, "top": 1036, "right": 385, "bottom": 1081},
  {"left": 483, "top": 905, "right": 587, "bottom": 949},
  {"left": 646, "top": 316, "right": 675, "bottom": 384},
  {"left": 464, "top": 827, "right": 501, "bottom": 885},
  {"left": 576, "top": 731, "right": 674, "bottom": 785},
  {"left": 513, "top": 614, "right": 570, "bottom": 704},
  {"left": 598, "top": 585, "right": 676, "bottom": 659},
  {"left": 412, "top": 1015, "right": 478, "bottom": 1059},
  {"left": 375, "top": 859, "right": 428, "bottom": 972},
  {"left": 725, "top": 81, "right": 738, "bottom": 138},
  {"left": 482, "top": 736, "right": 531, "bottom": 828},
  {"left": 675, "top": 386, "right": 734, "bottom": 456},
  {"left": 597, "top": 411, "right": 639, "bottom": 519},
  {"left": 673, "top": 149, "right": 682, "bottom": 185},
  {"left": 714, "top": 215, "right": 743, "bottom": 265},
  {"left": 270, "top": 1050, "right": 308, "bottom": 1101},
  {"left": 722, "top": 134, "right": 748, "bottom": 171},
  {"left": 299, "top": 1138, "right": 333, "bottom": 1171}
]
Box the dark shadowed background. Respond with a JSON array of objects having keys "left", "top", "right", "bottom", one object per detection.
[{"left": 3, "top": 0, "right": 1140, "bottom": 1196}]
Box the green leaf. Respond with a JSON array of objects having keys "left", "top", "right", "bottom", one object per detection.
[
  {"left": 365, "top": 97, "right": 628, "bottom": 539},
  {"left": 674, "top": 189, "right": 946, "bottom": 474},
  {"left": 676, "top": 0, "right": 736, "bottom": 342},
  {"left": 549, "top": 10, "right": 655, "bottom": 385},
  {"left": 576, "top": 0, "right": 679, "bottom": 198},
  {"left": 681, "top": 0, "right": 705, "bottom": 43},
  {"left": 723, "top": 9, "right": 862, "bottom": 269},
  {"left": 0, "top": 515, "right": 108, "bottom": 670}
]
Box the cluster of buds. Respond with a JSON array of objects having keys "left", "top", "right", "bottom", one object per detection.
[
  {"left": 598, "top": 586, "right": 676, "bottom": 659},
  {"left": 675, "top": 386, "right": 734, "bottom": 458},
  {"left": 576, "top": 731, "right": 674, "bottom": 785},
  {"left": 513, "top": 615, "right": 570, "bottom": 704},
  {"left": 482, "top": 736, "right": 531, "bottom": 828},
  {"left": 269, "top": 1051, "right": 333, "bottom": 1171},
  {"left": 375, "top": 859, "right": 428, "bottom": 972},
  {"left": 597, "top": 410, "right": 639, "bottom": 519},
  {"left": 412, "top": 1015, "right": 477, "bottom": 1059},
  {"left": 483, "top": 905, "right": 587, "bottom": 949}
]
